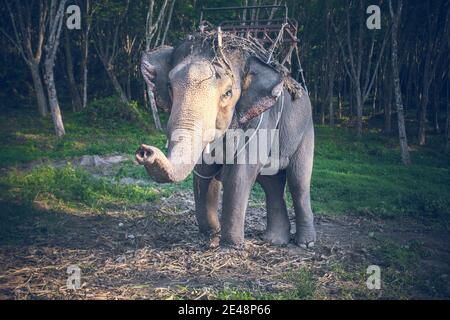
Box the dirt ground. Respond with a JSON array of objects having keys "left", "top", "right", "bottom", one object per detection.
[
  {"left": 1, "top": 156, "right": 449, "bottom": 300},
  {"left": 1, "top": 190, "right": 449, "bottom": 300}
]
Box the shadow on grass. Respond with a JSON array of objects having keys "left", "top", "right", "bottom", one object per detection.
[{"left": 0, "top": 199, "right": 194, "bottom": 251}]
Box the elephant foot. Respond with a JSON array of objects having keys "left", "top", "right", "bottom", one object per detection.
[
  {"left": 295, "top": 223, "right": 316, "bottom": 249},
  {"left": 199, "top": 230, "right": 221, "bottom": 249},
  {"left": 263, "top": 229, "right": 290, "bottom": 246},
  {"left": 220, "top": 233, "right": 245, "bottom": 250},
  {"left": 208, "top": 235, "right": 220, "bottom": 249}
]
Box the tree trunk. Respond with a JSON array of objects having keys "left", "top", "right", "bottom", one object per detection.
[
  {"left": 340, "top": 77, "right": 346, "bottom": 119},
  {"left": 355, "top": 84, "right": 363, "bottom": 137},
  {"left": 4, "top": 1, "right": 49, "bottom": 117},
  {"left": 417, "top": 0, "right": 449, "bottom": 145},
  {"left": 320, "top": 105, "right": 325, "bottom": 125},
  {"left": 127, "top": 69, "right": 132, "bottom": 101},
  {"left": 328, "top": 88, "right": 334, "bottom": 126},
  {"left": 319, "top": 72, "right": 326, "bottom": 125},
  {"left": 327, "top": 57, "right": 336, "bottom": 127},
  {"left": 314, "top": 80, "right": 318, "bottom": 109},
  {"left": 372, "top": 74, "right": 378, "bottom": 116},
  {"left": 390, "top": 0, "right": 411, "bottom": 165},
  {"left": 29, "top": 61, "right": 48, "bottom": 117},
  {"left": 161, "top": 0, "right": 176, "bottom": 46},
  {"left": 145, "top": 0, "right": 170, "bottom": 131},
  {"left": 44, "top": 0, "right": 67, "bottom": 137},
  {"left": 326, "top": 5, "right": 334, "bottom": 127},
  {"left": 147, "top": 89, "right": 162, "bottom": 131},
  {"left": 418, "top": 85, "right": 429, "bottom": 145},
  {"left": 105, "top": 64, "right": 128, "bottom": 104},
  {"left": 81, "top": 39, "right": 89, "bottom": 109},
  {"left": 45, "top": 60, "right": 66, "bottom": 137},
  {"left": 333, "top": 2, "right": 388, "bottom": 138},
  {"left": 384, "top": 99, "right": 392, "bottom": 134},
  {"left": 432, "top": 85, "right": 440, "bottom": 133},
  {"left": 433, "top": 106, "right": 440, "bottom": 134},
  {"left": 64, "top": 29, "right": 82, "bottom": 112},
  {"left": 81, "top": 0, "right": 91, "bottom": 109},
  {"left": 384, "top": 73, "right": 392, "bottom": 134},
  {"left": 328, "top": 69, "right": 335, "bottom": 126},
  {"left": 349, "top": 82, "right": 353, "bottom": 118}
]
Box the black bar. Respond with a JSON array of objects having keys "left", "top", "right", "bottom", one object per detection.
[{"left": 0, "top": 300, "right": 445, "bottom": 319}]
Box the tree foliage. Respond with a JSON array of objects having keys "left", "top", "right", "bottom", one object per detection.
[{"left": 0, "top": 0, "right": 449, "bottom": 157}]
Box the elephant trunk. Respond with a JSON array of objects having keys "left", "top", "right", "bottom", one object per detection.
[{"left": 136, "top": 128, "right": 206, "bottom": 183}]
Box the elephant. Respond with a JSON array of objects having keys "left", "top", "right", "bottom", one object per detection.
[{"left": 136, "top": 33, "right": 316, "bottom": 249}]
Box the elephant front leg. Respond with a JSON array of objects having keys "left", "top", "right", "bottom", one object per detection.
[
  {"left": 193, "top": 173, "right": 221, "bottom": 247},
  {"left": 221, "top": 165, "right": 258, "bottom": 248}
]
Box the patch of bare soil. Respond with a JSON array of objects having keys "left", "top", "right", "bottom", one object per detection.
[
  {"left": 20, "top": 154, "right": 131, "bottom": 170},
  {"left": 1, "top": 189, "right": 449, "bottom": 300}
]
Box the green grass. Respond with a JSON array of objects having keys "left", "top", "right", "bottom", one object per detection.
[
  {"left": 1, "top": 107, "right": 450, "bottom": 219},
  {"left": 215, "top": 267, "right": 319, "bottom": 300},
  {"left": 0, "top": 165, "right": 163, "bottom": 212},
  {"left": 248, "top": 125, "right": 450, "bottom": 218},
  {"left": 0, "top": 103, "right": 166, "bottom": 166},
  {"left": 283, "top": 267, "right": 318, "bottom": 299},
  {"left": 310, "top": 126, "right": 450, "bottom": 218},
  {"left": 372, "top": 239, "right": 422, "bottom": 271},
  {"left": 216, "top": 288, "right": 259, "bottom": 300},
  {"left": 368, "top": 239, "right": 426, "bottom": 299}
]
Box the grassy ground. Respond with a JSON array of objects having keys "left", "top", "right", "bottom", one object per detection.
[
  {"left": 2, "top": 109, "right": 449, "bottom": 218},
  {"left": 1, "top": 105, "right": 450, "bottom": 299}
]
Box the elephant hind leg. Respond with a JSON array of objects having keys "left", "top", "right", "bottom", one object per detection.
[
  {"left": 257, "top": 172, "right": 291, "bottom": 245},
  {"left": 193, "top": 175, "right": 221, "bottom": 247},
  {"left": 286, "top": 127, "right": 316, "bottom": 248}
]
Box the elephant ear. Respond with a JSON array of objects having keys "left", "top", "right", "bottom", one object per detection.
[
  {"left": 238, "top": 56, "right": 284, "bottom": 124},
  {"left": 141, "top": 46, "right": 174, "bottom": 112}
]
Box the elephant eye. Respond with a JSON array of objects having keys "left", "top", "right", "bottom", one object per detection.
[{"left": 223, "top": 89, "right": 233, "bottom": 99}]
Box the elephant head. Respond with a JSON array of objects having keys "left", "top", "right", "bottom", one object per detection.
[
  {"left": 136, "top": 42, "right": 285, "bottom": 184},
  {"left": 136, "top": 44, "right": 242, "bottom": 183}
]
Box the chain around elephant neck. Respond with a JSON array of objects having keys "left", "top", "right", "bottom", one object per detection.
[{"left": 193, "top": 91, "right": 285, "bottom": 180}]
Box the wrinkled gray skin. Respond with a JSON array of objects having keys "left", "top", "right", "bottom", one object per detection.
[{"left": 136, "top": 36, "right": 316, "bottom": 248}]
